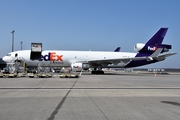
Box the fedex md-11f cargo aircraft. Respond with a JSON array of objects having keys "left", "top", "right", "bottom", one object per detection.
[{"left": 2, "top": 28, "right": 176, "bottom": 74}]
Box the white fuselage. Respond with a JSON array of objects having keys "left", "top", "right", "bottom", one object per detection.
[{"left": 3, "top": 50, "right": 137, "bottom": 68}]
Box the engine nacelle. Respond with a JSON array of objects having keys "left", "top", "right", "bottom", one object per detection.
[
  {"left": 71, "top": 63, "right": 90, "bottom": 72},
  {"left": 134, "top": 43, "right": 145, "bottom": 52}
]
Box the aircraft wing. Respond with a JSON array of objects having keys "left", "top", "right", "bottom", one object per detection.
[
  {"left": 75, "top": 48, "right": 166, "bottom": 65},
  {"left": 86, "top": 56, "right": 147, "bottom": 64},
  {"left": 76, "top": 56, "right": 151, "bottom": 66}
]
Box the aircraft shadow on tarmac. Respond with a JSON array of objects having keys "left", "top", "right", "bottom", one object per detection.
[{"left": 161, "top": 101, "right": 180, "bottom": 106}]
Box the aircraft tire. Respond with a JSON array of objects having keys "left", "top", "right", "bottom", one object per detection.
[
  {"left": 91, "top": 70, "right": 104, "bottom": 74},
  {"left": 91, "top": 71, "right": 95, "bottom": 74}
]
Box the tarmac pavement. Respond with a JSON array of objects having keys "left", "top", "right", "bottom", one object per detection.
[{"left": 0, "top": 71, "right": 180, "bottom": 120}]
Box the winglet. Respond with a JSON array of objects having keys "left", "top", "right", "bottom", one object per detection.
[
  {"left": 147, "top": 48, "right": 163, "bottom": 61},
  {"left": 114, "top": 47, "right": 121, "bottom": 52}
]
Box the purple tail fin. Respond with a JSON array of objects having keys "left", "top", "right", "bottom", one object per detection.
[
  {"left": 136, "top": 28, "right": 171, "bottom": 53},
  {"left": 145, "top": 28, "right": 168, "bottom": 46}
]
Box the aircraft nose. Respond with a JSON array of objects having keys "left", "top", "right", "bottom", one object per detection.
[
  {"left": 2, "top": 56, "right": 11, "bottom": 63},
  {"left": 2, "top": 56, "right": 7, "bottom": 62}
]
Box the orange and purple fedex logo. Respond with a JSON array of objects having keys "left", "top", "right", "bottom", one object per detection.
[
  {"left": 148, "top": 46, "right": 157, "bottom": 51},
  {"left": 40, "top": 52, "right": 63, "bottom": 61}
]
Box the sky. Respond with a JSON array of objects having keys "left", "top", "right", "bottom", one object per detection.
[{"left": 0, "top": 0, "right": 179, "bottom": 68}]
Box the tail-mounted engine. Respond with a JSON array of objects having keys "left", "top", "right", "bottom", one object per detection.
[
  {"left": 134, "top": 43, "right": 171, "bottom": 53},
  {"left": 71, "top": 63, "right": 90, "bottom": 72}
]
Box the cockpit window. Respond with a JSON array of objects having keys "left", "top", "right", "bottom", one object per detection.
[{"left": 7, "top": 54, "right": 11, "bottom": 56}]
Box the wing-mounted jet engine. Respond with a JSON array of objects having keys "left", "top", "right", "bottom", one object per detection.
[{"left": 71, "top": 63, "right": 90, "bottom": 72}]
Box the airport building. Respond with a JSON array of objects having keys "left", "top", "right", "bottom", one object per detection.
[{"left": 133, "top": 68, "right": 180, "bottom": 73}]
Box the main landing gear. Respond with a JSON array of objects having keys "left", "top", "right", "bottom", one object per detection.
[
  {"left": 91, "top": 70, "right": 104, "bottom": 74},
  {"left": 91, "top": 65, "right": 104, "bottom": 74}
]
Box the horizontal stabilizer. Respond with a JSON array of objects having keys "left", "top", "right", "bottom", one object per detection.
[
  {"left": 159, "top": 52, "right": 177, "bottom": 58},
  {"left": 147, "top": 48, "right": 163, "bottom": 61},
  {"left": 150, "top": 48, "right": 163, "bottom": 57}
]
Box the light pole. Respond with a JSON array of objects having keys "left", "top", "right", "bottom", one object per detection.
[
  {"left": 11, "top": 30, "right": 15, "bottom": 52},
  {"left": 20, "top": 41, "right": 23, "bottom": 50}
]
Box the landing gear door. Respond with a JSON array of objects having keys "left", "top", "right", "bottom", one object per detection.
[{"left": 30, "top": 43, "right": 42, "bottom": 60}]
